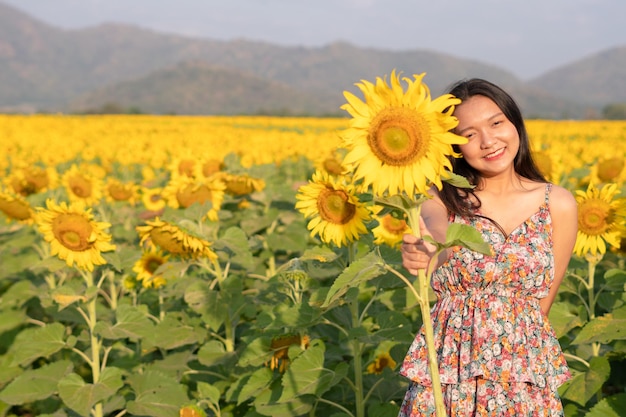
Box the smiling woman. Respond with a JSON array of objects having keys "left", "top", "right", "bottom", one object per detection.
[{"left": 398, "top": 78, "right": 578, "bottom": 417}]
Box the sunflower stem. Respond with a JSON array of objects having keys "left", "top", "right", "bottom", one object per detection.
[
  {"left": 406, "top": 204, "right": 447, "bottom": 417},
  {"left": 84, "top": 270, "right": 104, "bottom": 417},
  {"left": 349, "top": 295, "right": 365, "bottom": 417}
]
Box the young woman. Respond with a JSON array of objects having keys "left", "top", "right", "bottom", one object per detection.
[{"left": 397, "top": 79, "right": 578, "bottom": 416}]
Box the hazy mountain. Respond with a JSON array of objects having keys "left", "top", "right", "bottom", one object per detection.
[
  {"left": 528, "top": 46, "right": 626, "bottom": 107},
  {"left": 0, "top": 1, "right": 622, "bottom": 118}
]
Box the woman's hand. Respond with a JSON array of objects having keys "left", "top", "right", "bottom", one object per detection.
[{"left": 401, "top": 217, "right": 438, "bottom": 275}]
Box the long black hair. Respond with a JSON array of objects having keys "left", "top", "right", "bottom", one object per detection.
[{"left": 439, "top": 78, "right": 546, "bottom": 217}]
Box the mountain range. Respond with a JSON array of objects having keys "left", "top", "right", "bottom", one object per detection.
[{"left": 1, "top": 1, "right": 625, "bottom": 119}]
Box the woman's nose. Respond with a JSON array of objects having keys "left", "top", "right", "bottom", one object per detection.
[{"left": 480, "top": 132, "right": 496, "bottom": 149}]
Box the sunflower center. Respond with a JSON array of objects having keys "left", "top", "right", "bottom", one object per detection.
[
  {"left": 144, "top": 256, "right": 165, "bottom": 274},
  {"left": 382, "top": 214, "right": 407, "bottom": 234},
  {"left": 52, "top": 213, "right": 94, "bottom": 251},
  {"left": 68, "top": 175, "right": 93, "bottom": 198},
  {"left": 177, "top": 185, "right": 213, "bottom": 208},
  {"left": 317, "top": 188, "right": 356, "bottom": 225},
  {"left": 109, "top": 184, "right": 133, "bottom": 201},
  {"left": 578, "top": 199, "right": 611, "bottom": 235},
  {"left": 367, "top": 108, "right": 429, "bottom": 166}
]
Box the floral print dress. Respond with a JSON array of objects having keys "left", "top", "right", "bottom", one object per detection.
[{"left": 398, "top": 184, "right": 570, "bottom": 416}]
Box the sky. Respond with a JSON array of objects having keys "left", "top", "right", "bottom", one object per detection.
[{"left": 3, "top": 0, "right": 625, "bottom": 80}]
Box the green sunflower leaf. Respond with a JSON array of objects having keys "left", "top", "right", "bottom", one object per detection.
[
  {"left": 321, "top": 250, "right": 386, "bottom": 308},
  {"left": 279, "top": 339, "right": 336, "bottom": 400},
  {"left": 0, "top": 360, "right": 73, "bottom": 405},
  {"left": 559, "top": 356, "right": 610, "bottom": 406},
  {"left": 125, "top": 370, "right": 189, "bottom": 417},
  {"left": 8, "top": 322, "right": 67, "bottom": 366},
  {"left": 58, "top": 368, "right": 124, "bottom": 417}
]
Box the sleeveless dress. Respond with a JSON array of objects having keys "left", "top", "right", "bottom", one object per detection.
[{"left": 398, "top": 184, "right": 570, "bottom": 417}]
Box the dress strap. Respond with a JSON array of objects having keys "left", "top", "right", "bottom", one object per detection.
[{"left": 544, "top": 183, "right": 553, "bottom": 205}]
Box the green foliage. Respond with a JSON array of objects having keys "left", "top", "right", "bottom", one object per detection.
[{"left": 0, "top": 155, "right": 624, "bottom": 417}]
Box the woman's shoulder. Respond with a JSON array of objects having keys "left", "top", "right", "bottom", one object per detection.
[{"left": 547, "top": 183, "right": 577, "bottom": 212}]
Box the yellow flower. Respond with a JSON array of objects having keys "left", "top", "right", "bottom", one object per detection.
[
  {"left": 340, "top": 70, "right": 466, "bottom": 196},
  {"left": 216, "top": 172, "right": 266, "bottom": 196},
  {"left": 163, "top": 176, "right": 226, "bottom": 221},
  {"left": 141, "top": 187, "right": 166, "bottom": 213},
  {"left": 6, "top": 165, "right": 57, "bottom": 196},
  {"left": 371, "top": 211, "right": 412, "bottom": 248},
  {"left": 594, "top": 156, "right": 625, "bottom": 184},
  {"left": 132, "top": 249, "right": 170, "bottom": 289},
  {"left": 35, "top": 199, "right": 116, "bottom": 271},
  {"left": 574, "top": 182, "right": 626, "bottom": 256},
  {"left": 201, "top": 158, "right": 225, "bottom": 178},
  {"left": 0, "top": 189, "right": 34, "bottom": 224},
  {"left": 366, "top": 351, "right": 397, "bottom": 374},
  {"left": 136, "top": 217, "right": 217, "bottom": 260},
  {"left": 295, "top": 170, "right": 371, "bottom": 247},
  {"left": 61, "top": 164, "right": 104, "bottom": 206},
  {"left": 105, "top": 178, "right": 140, "bottom": 205}
]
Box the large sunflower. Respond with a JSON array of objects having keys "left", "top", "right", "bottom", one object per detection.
[
  {"left": 35, "top": 199, "right": 116, "bottom": 271},
  {"left": 295, "top": 170, "right": 371, "bottom": 247},
  {"left": 574, "top": 182, "right": 626, "bottom": 256},
  {"left": 136, "top": 217, "right": 217, "bottom": 260},
  {"left": 340, "top": 71, "right": 467, "bottom": 196}
]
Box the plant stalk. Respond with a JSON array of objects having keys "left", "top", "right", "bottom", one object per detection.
[{"left": 406, "top": 205, "right": 447, "bottom": 417}]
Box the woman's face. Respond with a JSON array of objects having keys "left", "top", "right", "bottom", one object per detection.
[{"left": 454, "top": 95, "right": 520, "bottom": 178}]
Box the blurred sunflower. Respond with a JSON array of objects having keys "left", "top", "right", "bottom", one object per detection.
[
  {"left": 132, "top": 249, "right": 170, "bottom": 289},
  {"left": 340, "top": 70, "right": 466, "bottom": 196},
  {"left": 574, "top": 182, "right": 626, "bottom": 257},
  {"left": 163, "top": 176, "right": 225, "bottom": 221},
  {"left": 295, "top": 170, "right": 371, "bottom": 247},
  {"left": 105, "top": 178, "right": 140, "bottom": 205},
  {"left": 137, "top": 217, "right": 217, "bottom": 260},
  {"left": 371, "top": 209, "right": 412, "bottom": 248},
  {"left": 35, "top": 199, "right": 116, "bottom": 271},
  {"left": 366, "top": 351, "right": 397, "bottom": 374},
  {"left": 0, "top": 189, "right": 34, "bottom": 224},
  {"left": 141, "top": 187, "right": 166, "bottom": 213},
  {"left": 592, "top": 156, "right": 625, "bottom": 184},
  {"left": 6, "top": 165, "right": 58, "bottom": 197},
  {"left": 61, "top": 164, "right": 104, "bottom": 206},
  {"left": 168, "top": 153, "right": 202, "bottom": 180},
  {"left": 214, "top": 172, "right": 266, "bottom": 196},
  {"left": 315, "top": 149, "right": 347, "bottom": 176},
  {"left": 201, "top": 157, "right": 225, "bottom": 178}
]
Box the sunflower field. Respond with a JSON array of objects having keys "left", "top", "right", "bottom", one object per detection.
[{"left": 0, "top": 110, "right": 626, "bottom": 417}]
